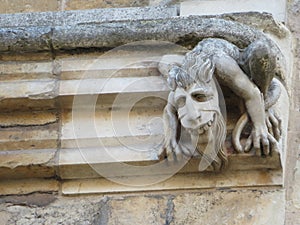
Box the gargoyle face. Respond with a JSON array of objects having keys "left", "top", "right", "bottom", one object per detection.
[{"left": 174, "top": 81, "right": 219, "bottom": 138}]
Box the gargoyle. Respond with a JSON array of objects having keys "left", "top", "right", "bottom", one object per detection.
[{"left": 159, "top": 38, "right": 285, "bottom": 171}]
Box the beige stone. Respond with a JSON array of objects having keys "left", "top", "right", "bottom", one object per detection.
[
  {"left": 0, "top": 98, "right": 56, "bottom": 113},
  {"left": 0, "top": 80, "right": 57, "bottom": 99},
  {"left": 0, "top": 188, "right": 287, "bottom": 224},
  {"left": 0, "top": 111, "right": 57, "bottom": 127},
  {"left": 0, "top": 52, "right": 52, "bottom": 62},
  {"left": 0, "top": 149, "right": 57, "bottom": 179},
  {"left": 62, "top": 0, "right": 149, "bottom": 10},
  {"left": 109, "top": 195, "right": 167, "bottom": 224},
  {"left": 172, "top": 188, "right": 285, "bottom": 225},
  {"left": 61, "top": 170, "right": 282, "bottom": 195},
  {"left": 0, "top": 211, "right": 11, "bottom": 225},
  {"left": 180, "top": 0, "right": 286, "bottom": 22},
  {"left": 0, "top": 0, "right": 59, "bottom": 14},
  {"left": 0, "top": 61, "right": 52, "bottom": 76},
  {"left": 0, "top": 124, "right": 58, "bottom": 150},
  {"left": 0, "top": 179, "right": 59, "bottom": 195}
]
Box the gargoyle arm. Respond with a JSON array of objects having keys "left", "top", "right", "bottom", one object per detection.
[
  {"left": 214, "top": 54, "right": 271, "bottom": 155},
  {"left": 159, "top": 92, "right": 181, "bottom": 160}
]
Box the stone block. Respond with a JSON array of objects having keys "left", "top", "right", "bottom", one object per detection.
[
  {"left": 0, "top": 61, "right": 53, "bottom": 81},
  {"left": 62, "top": 0, "right": 149, "bottom": 10},
  {"left": 0, "top": 149, "right": 57, "bottom": 179},
  {"left": 0, "top": 80, "right": 57, "bottom": 99},
  {"left": 0, "top": 179, "right": 59, "bottom": 195},
  {"left": 0, "top": 98, "right": 56, "bottom": 113},
  {"left": 0, "top": 111, "right": 58, "bottom": 150},
  {"left": 0, "top": 211, "right": 11, "bottom": 225},
  {"left": 180, "top": 0, "right": 286, "bottom": 22},
  {"left": 108, "top": 195, "right": 168, "bottom": 224},
  {"left": 0, "top": 6, "right": 178, "bottom": 28},
  {"left": 0, "top": 189, "right": 286, "bottom": 224},
  {"left": 61, "top": 170, "right": 282, "bottom": 194},
  {"left": 172, "top": 189, "right": 285, "bottom": 225}
]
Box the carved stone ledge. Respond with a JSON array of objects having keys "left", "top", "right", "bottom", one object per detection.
[
  {"left": 0, "top": 9, "right": 292, "bottom": 195},
  {"left": 0, "top": 11, "right": 287, "bottom": 53}
]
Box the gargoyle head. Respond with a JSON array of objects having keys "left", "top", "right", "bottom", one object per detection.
[{"left": 166, "top": 53, "right": 227, "bottom": 170}]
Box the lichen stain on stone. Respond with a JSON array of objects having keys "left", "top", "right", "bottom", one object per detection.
[
  {"left": 256, "top": 171, "right": 273, "bottom": 184},
  {"left": 0, "top": 193, "right": 57, "bottom": 207}
]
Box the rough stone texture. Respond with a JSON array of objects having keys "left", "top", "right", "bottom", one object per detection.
[
  {"left": 0, "top": 188, "right": 284, "bottom": 225},
  {"left": 180, "top": 0, "right": 286, "bottom": 22},
  {"left": 172, "top": 189, "right": 285, "bottom": 225},
  {"left": 285, "top": 0, "right": 300, "bottom": 224},
  {"left": 0, "top": 150, "right": 57, "bottom": 179},
  {"left": 0, "top": 0, "right": 59, "bottom": 14},
  {"left": 0, "top": 0, "right": 159, "bottom": 13},
  {"left": 62, "top": 0, "right": 149, "bottom": 10},
  {"left": 109, "top": 195, "right": 168, "bottom": 224},
  {"left": 0, "top": 6, "right": 178, "bottom": 28},
  {"left": 205, "top": 12, "right": 289, "bottom": 39},
  {"left": 0, "top": 13, "right": 287, "bottom": 53},
  {"left": 0, "top": 179, "right": 59, "bottom": 195}
]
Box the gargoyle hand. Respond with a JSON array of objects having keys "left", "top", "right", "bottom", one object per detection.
[
  {"left": 265, "top": 108, "right": 282, "bottom": 141},
  {"left": 244, "top": 123, "right": 280, "bottom": 156}
]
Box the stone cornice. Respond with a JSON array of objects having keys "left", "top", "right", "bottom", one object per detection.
[{"left": 0, "top": 8, "right": 288, "bottom": 53}]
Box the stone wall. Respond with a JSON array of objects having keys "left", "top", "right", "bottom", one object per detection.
[
  {"left": 285, "top": 0, "right": 300, "bottom": 224},
  {"left": 0, "top": 189, "right": 286, "bottom": 225}
]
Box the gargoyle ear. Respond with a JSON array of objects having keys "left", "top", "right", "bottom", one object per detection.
[
  {"left": 168, "top": 66, "right": 179, "bottom": 90},
  {"left": 200, "top": 59, "right": 215, "bottom": 83}
]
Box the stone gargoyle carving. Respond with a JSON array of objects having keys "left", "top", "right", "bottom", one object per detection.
[{"left": 158, "top": 38, "right": 286, "bottom": 171}]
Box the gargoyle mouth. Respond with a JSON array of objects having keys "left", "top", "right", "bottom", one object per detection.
[
  {"left": 187, "top": 113, "right": 216, "bottom": 135},
  {"left": 198, "top": 114, "right": 216, "bottom": 134}
]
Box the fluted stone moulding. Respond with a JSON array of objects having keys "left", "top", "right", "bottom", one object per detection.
[{"left": 0, "top": 7, "right": 291, "bottom": 194}]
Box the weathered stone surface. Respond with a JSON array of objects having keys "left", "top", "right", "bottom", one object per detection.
[
  {"left": 61, "top": 170, "right": 282, "bottom": 194},
  {"left": 285, "top": 0, "right": 300, "bottom": 223},
  {"left": 181, "top": 0, "right": 286, "bottom": 22},
  {"left": 0, "top": 188, "right": 284, "bottom": 225},
  {"left": 0, "top": 61, "right": 53, "bottom": 80},
  {"left": 63, "top": 0, "right": 149, "bottom": 10},
  {"left": 0, "top": 0, "right": 59, "bottom": 14},
  {"left": 205, "top": 12, "right": 289, "bottom": 39},
  {"left": 0, "top": 111, "right": 58, "bottom": 150},
  {"left": 2, "top": 195, "right": 108, "bottom": 225},
  {"left": 0, "top": 52, "right": 52, "bottom": 61},
  {"left": 0, "top": 6, "right": 178, "bottom": 28},
  {"left": 0, "top": 149, "right": 57, "bottom": 179},
  {"left": 0, "top": 211, "right": 11, "bottom": 225},
  {"left": 0, "top": 149, "right": 56, "bottom": 169},
  {"left": 0, "top": 27, "right": 52, "bottom": 52},
  {"left": 0, "top": 111, "right": 57, "bottom": 127},
  {"left": 0, "top": 193, "right": 57, "bottom": 207},
  {"left": 0, "top": 128, "right": 58, "bottom": 151},
  {"left": 109, "top": 195, "right": 168, "bottom": 224},
  {"left": 0, "top": 80, "right": 58, "bottom": 99},
  {"left": 0, "top": 179, "right": 59, "bottom": 195},
  {"left": 51, "top": 17, "right": 265, "bottom": 50},
  {"left": 0, "top": 15, "right": 280, "bottom": 53},
  {"left": 0, "top": 98, "right": 56, "bottom": 113},
  {"left": 172, "top": 189, "right": 285, "bottom": 225}
]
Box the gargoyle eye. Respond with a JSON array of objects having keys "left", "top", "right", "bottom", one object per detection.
[
  {"left": 176, "top": 96, "right": 186, "bottom": 108},
  {"left": 192, "top": 93, "right": 211, "bottom": 102}
]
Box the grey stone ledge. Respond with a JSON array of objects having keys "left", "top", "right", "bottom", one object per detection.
[
  {"left": 0, "top": 6, "right": 178, "bottom": 28},
  {"left": 0, "top": 12, "right": 285, "bottom": 53},
  {"left": 203, "top": 12, "right": 289, "bottom": 39}
]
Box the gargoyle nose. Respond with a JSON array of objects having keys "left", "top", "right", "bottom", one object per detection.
[{"left": 187, "top": 101, "right": 202, "bottom": 120}]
